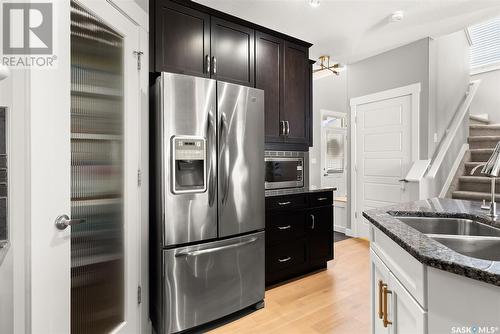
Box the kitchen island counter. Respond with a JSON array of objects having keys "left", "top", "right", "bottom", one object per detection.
[{"left": 363, "top": 197, "right": 500, "bottom": 286}]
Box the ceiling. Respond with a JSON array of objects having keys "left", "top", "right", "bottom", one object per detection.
[{"left": 194, "top": 0, "right": 500, "bottom": 65}]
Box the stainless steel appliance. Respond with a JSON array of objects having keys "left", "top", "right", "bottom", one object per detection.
[
  {"left": 265, "top": 151, "right": 306, "bottom": 191},
  {"left": 150, "top": 72, "right": 265, "bottom": 334}
]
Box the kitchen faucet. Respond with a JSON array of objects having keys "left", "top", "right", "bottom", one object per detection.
[{"left": 470, "top": 141, "right": 500, "bottom": 219}]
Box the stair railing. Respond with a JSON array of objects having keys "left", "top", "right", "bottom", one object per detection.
[{"left": 418, "top": 79, "right": 481, "bottom": 199}]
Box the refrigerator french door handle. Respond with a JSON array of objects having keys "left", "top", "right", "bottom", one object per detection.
[
  {"left": 219, "top": 113, "right": 230, "bottom": 204},
  {"left": 175, "top": 237, "right": 258, "bottom": 257},
  {"left": 207, "top": 110, "right": 216, "bottom": 206}
]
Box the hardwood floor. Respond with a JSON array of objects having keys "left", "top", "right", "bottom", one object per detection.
[{"left": 209, "top": 238, "right": 371, "bottom": 334}]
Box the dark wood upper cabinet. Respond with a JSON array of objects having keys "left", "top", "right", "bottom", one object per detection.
[
  {"left": 154, "top": 1, "right": 210, "bottom": 76},
  {"left": 283, "top": 41, "right": 310, "bottom": 145},
  {"left": 151, "top": 0, "right": 313, "bottom": 150},
  {"left": 211, "top": 18, "right": 255, "bottom": 86},
  {"left": 256, "top": 32, "right": 283, "bottom": 143}
]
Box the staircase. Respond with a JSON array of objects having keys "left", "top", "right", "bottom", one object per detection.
[{"left": 451, "top": 116, "right": 500, "bottom": 202}]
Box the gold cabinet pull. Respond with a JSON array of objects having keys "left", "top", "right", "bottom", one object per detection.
[
  {"left": 383, "top": 286, "right": 393, "bottom": 327},
  {"left": 378, "top": 280, "right": 385, "bottom": 319}
]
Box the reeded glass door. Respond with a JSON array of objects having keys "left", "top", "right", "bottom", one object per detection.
[{"left": 70, "top": 1, "right": 140, "bottom": 333}]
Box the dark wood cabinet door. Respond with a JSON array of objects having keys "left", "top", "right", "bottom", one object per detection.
[
  {"left": 283, "top": 41, "right": 310, "bottom": 145},
  {"left": 307, "top": 206, "right": 333, "bottom": 265},
  {"left": 256, "top": 32, "right": 283, "bottom": 143},
  {"left": 155, "top": 0, "right": 210, "bottom": 76},
  {"left": 211, "top": 17, "right": 254, "bottom": 86}
]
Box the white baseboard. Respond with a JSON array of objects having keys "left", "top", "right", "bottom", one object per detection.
[
  {"left": 334, "top": 225, "right": 346, "bottom": 233},
  {"left": 345, "top": 228, "right": 355, "bottom": 237},
  {"left": 439, "top": 143, "right": 469, "bottom": 198}
]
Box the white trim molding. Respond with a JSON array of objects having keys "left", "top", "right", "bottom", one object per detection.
[
  {"left": 350, "top": 83, "right": 421, "bottom": 238},
  {"left": 439, "top": 144, "right": 469, "bottom": 198}
]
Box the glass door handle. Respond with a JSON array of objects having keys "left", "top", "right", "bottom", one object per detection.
[{"left": 55, "top": 214, "right": 86, "bottom": 230}]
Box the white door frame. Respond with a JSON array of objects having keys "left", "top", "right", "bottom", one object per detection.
[
  {"left": 320, "top": 109, "right": 347, "bottom": 190},
  {"left": 350, "top": 83, "right": 420, "bottom": 238},
  {"left": 25, "top": 1, "right": 147, "bottom": 333}
]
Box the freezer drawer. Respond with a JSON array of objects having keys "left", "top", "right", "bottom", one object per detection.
[{"left": 161, "top": 231, "right": 265, "bottom": 333}]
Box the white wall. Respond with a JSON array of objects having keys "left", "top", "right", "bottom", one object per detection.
[
  {"left": 309, "top": 72, "right": 348, "bottom": 189},
  {"left": 470, "top": 69, "right": 500, "bottom": 123},
  {"left": 428, "top": 30, "right": 470, "bottom": 156}
]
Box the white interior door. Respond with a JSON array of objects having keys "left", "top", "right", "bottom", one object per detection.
[
  {"left": 30, "top": 1, "right": 140, "bottom": 333},
  {"left": 354, "top": 95, "right": 412, "bottom": 238}
]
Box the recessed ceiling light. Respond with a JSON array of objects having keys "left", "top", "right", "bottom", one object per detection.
[
  {"left": 390, "top": 11, "right": 405, "bottom": 22},
  {"left": 309, "top": 0, "right": 320, "bottom": 8}
]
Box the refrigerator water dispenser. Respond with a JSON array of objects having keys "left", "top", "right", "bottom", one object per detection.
[{"left": 171, "top": 136, "right": 207, "bottom": 194}]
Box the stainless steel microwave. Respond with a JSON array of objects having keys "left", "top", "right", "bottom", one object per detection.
[{"left": 264, "top": 151, "right": 305, "bottom": 190}]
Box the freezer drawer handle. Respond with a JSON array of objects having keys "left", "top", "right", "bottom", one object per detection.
[
  {"left": 277, "top": 225, "right": 291, "bottom": 230},
  {"left": 278, "top": 201, "right": 291, "bottom": 206},
  {"left": 175, "top": 237, "right": 258, "bottom": 257},
  {"left": 278, "top": 256, "right": 291, "bottom": 263}
]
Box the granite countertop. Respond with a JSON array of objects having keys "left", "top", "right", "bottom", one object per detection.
[
  {"left": 265, "top": 187, "right": 336, "bottom": 197},
  {"left": 363, "top": 198, "right": 500, "bottom": 286}
]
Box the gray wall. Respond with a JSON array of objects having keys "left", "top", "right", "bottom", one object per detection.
[
  {"left": 345, "top": 38, "right": 431, "bottom": 230},
  {"left": 134, "top": 0, "right": 148, "bottom": 13},
  {"left": 471, "top": 69, "right": 500, "bottom": 123},
  {"left": 348, "top": 38, "right": 431, "bottom": 160},
  {"left": 428, "top": 31, "right": 470, "bottom": 157},
  {"left": 310, "top": 33, "right": 470, "bottom": 231},
  {"left": 309, "top": 72, "right": 348, "bottom": 189}
]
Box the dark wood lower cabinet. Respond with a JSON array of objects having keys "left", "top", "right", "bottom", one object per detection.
[{"left": 265, "top": 191, "right": 334, "bottom": 286}]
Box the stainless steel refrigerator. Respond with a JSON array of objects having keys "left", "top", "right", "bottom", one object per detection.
[{"left": 150, "top": 72, "right": 265, "bottom": 334}]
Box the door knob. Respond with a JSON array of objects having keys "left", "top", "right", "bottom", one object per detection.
[{"left": 55, "top": 214, "right": 86, "bottom": 230}]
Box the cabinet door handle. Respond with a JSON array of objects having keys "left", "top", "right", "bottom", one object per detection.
[
  {"left": 285, "top": 121, "right": 290, "bottom": 136},
  {"left": 310, "top": 214, "right": 315, "bottom": 229},
  {"left": 278, "top": 225, "right": 291, "bottom": 230},
  {"left": 212, "top": 56, "right": 217, "bottom": 75},
  {"left": 383, "top": 285, "right": 393, "bottom": 327},
  {"left": 278, "top": 256, "right": 291, "bottom": 263},
  {"left": 378, "top": 280, "right": 385, "bottom": 319},
  {"left": 278, "top": 201, "right": 291, "bottom": 206},
  {"left": 206, "top": 55, "right": 211, "bottom": 74},
  {"left": 279, "top": 121, "right": 285, "bottom": 136},
  {"left": 317, "top": 197, "right": 328, "bottom": 201}
]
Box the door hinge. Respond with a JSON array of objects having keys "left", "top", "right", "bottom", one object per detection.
[
  {"left": 137, "top": 169, "right": 142, "bottom": 186},
  {"left": 137, "top": 285, "right": 142, "bottom": 305},
  {"left": 133, "top": 51, "right": 144, "bottom": 70}
]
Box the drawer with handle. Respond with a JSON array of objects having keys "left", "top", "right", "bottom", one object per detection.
[
  {"left": 308, "top": 191, "right": 333, "bottom": 207},
  {"left": 266, "top": 239, "right": 308, "bottom": 285},
  {"left": 266, "top": 194, "right": 307, "bottom": 211},
  {"left": 266, "top": 211, "right": 306, "bottom": 245}
]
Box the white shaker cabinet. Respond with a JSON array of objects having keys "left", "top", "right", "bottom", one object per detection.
[{"left": 371, "top": 249, "right": 427, "bottom": 334}]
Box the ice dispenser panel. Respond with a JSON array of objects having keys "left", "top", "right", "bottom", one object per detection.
[{"left": 171, "top": 136, "right": 207, "bottom": 194}]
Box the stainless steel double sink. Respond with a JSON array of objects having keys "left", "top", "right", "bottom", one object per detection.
[{"left": 394, "top": 216, "right": 500, "bottom": 261}]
